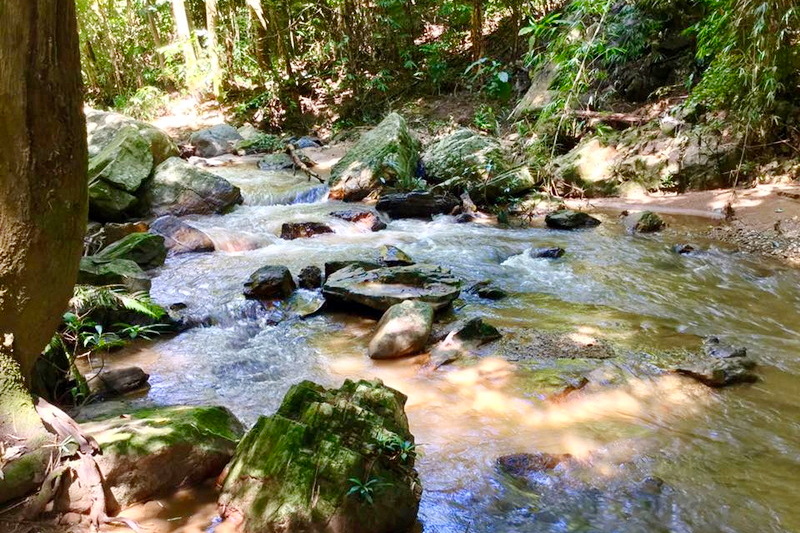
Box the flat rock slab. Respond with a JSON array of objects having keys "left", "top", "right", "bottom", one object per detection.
[{"left": 323, "top": 264, "right": 462, "bottom": 312}]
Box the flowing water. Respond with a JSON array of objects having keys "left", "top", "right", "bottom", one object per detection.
[{"left": 92, "top": 160, "right": 800, "bottom": 533}]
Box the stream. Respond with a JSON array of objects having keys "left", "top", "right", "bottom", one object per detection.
[{"left": 91, "top": 158, "right": 800, "bottom": 533}]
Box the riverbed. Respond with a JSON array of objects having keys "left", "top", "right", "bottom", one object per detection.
[{"left": 93, "top": 158, "right": 800, "bottom": 533}]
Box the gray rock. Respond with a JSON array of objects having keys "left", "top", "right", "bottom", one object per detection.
[
  {"left": 468, "top": 280, "right": 508, "bottom": 300},
  {"left": 298, "top": 265, "right": 323, "bottom": 290},
  {"left": 703, "top": 337, "right": 747, "bottom": 359},
  {"left": 369, "top": 301, "right": 434, "bottom": 359},
  {"left": 529, "top": 247, "right": 566, "bottom": 258},
  {"left": 87, "top": 126, "right": 153, "bottom": 193},
  {"left": 88, "top": 180, "right": 138, "bottom": 222},
  {"left": 86, "top": 108, "right": 178, "bottom": 166},
  {"left": 243, "top": 265, "right": 296, "bottom": 300},
  {"left": 87, "top": 367, "right": 150, "bottom": 399},
  {"left": 376, "top": 191, "right": 460, "bottom": 219},
  {"left": 545, "top": 210, "right": 601, "bottom": 230},
  {"left": 190, "top": 124, "right": 243, "bottom": 158},
  {"left": 674, "top": 357, "right": 757, "bottom": 387},
  {"left": 323, "top": 264, "right": 461, "bottom": 312},
  {"left": 329, "top": 113, "right": 420, "bottom": 201},
  {"left": 324, "top": 260, "right": 382, "bottom": 279},
  {"left": 257, "top": 152, "right": 294, "bottom": 171},
  {"left": 497, "top": 452, "right": 572, "bottom": 478},
  {"left": 150, "top": 215, "right": 215, "bottom": 255},
  {"left": 379, "top": 245, "right": 414, "bottom": 267},
  {"left": 145, "top": 157, "right": 243, "bottom": 217}
]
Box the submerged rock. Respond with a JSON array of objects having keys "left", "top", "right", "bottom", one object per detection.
[
  {"left": 468, "top": 280, "right": 508, "bottom": 300},
  {"left": 702, "top": 337, "right": 747, "bottom": 359},
  {"left": 545, "top": 210, "right": 601, "bottom": 230},
  {"left": 323, "top": 264, "right": 461, "bottom": 312},
  {"left": 529, "top": 246, "right": 566, "bottom": 259},
  {"left": 369, "top": 301, "right": 434, "bottom": 359},
  {"left": 144, "top": 157, "right": 243, "bottom": 217},
  {"left": 429, "top": 318, "right": 502, "bottom": 368},
  {"left": 379, "top": 245, "right": 414, "bottom": 267},
  {"left": 330, "top": 210, "right": 387, "bottom": 231},
  {"left": 190, "top": 124, "right": 243, "bottom": 158},
  {"left": 87, "top": 366, "right": 150, "bottom": 399},
  {"left": 280, "top": 222, "right": 334, "bottom": 240},
  {"left": 243, "top": 265, "right": 297, "bottom": 300},
  {"left": 218, "top": 379, "right": 421, "bottom": 533},
  {"left": 95, "top": 232, "right": 167, "bottom": 270},
  {"left": 423, "top": 129, "right": 536, "bottom": 203},
  {"left": 376, "top": 191, "right": 460, "bottom": 219},
  {"left": 673, "top": 243, "right": 696, "bottom": 254},
  {"left": 497, "top": 452, "right": 572, "bottom": 478},
  {"left": 673, "top": 357, "right": 757, "bottom": 387},
  {"left": 78, "top": 256, "right": 151, "bottom": 293},
  {"left": 73, "top": 405, "right": 243, "bottom": 509},
  {"left": 454, "top": 318, "right": 502, "bottom": 345},
  {"left": 298, "top": 265, "right": 323, "bottom": 290},
  {"left": 329, "top": 113, "right": 421, "bottom": 201},
  {"left": 149, "top": 215, "right": 215, "bottom": 254},
  {"left": 634, "top": 211, "right": 665, "bottom": 233}
]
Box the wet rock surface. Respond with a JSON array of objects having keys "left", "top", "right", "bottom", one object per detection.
[
  {"left": 379, "top": 245, "right": 414, "bottom": 267},
  {"left": 376, "top": 191, "right": 460, "bottom": 219},
  {"left": 329, "top": 210, "right": 387, "bottom": 231},
  {"left": 243, "top": 265, "right": 297, "bottom": 300},
  {"left": 545, "top": 210, "right": 602, "bottom": 230},
  {"left": 149, "top": 215, "right": 215, "bottom": 254},
  {"left": 280, "top": 221, "right": 334, "bottom": 240},
  {"left": 87, "top": 367, "right": 150, "bottom": 399},
  {"left": 369, "top": 300, "right": 434, "bottom": 359},
  {"left": 322, "top": 264, "right": 462, "bottom": 312},
  {"left": 298, "top": 265, "right": 323, "bottom": 289},
  {"left": 529, "top": 246, "right": 566, "bottom": 259},
  {"left": 634, "top": 211, "right": 666, "bottom": 233}
]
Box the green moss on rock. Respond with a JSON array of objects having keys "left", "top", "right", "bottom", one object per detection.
[{"left": 96, "top": 232, "right": 167, "bottom": 270}]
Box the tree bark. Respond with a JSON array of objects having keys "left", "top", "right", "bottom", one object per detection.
[
  {"left": 470, "top": 0, "right": 484, "bottom": 60},
  {"left": 206, "top": 0, "right": 222, "bottom": 96},
  {"left": 171, "top": 0, "right": 199, "bottom": 89},
  {"left": 0, "top": 0, "right": 86, "bottom": 503}
]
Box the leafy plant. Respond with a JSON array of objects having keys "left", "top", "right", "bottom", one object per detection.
[
  {"left": 376, "top": 434, "right": 418, "bottom": 463},
  {"left": 347, "top": 477, "right": 388, "bottom": 504}
]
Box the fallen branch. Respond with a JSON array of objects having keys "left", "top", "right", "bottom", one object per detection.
[{"left": 285, "top": 143, "right": 324, "bottom": 183}]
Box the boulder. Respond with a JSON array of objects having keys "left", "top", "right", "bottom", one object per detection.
[
  {"left": 423, "top": 129, "right": 536, "bottom": 203},
  {"left": 190, "top": 124, "right": 244, "bottom": 158},
  {"left": 330, "top": 210, "right": 387, "bottom": 231},
  {"left": 329, "top": 113, "right": 421, "bottom": 201},
  {"left": 545, "top": 210, "right": 601, "bottom": 230},
  {"left": 87, "top": 126, "right": 153, "bottom": 194},
  {"left": 75, "top": 406, "right": 243, "bottom": 509},
  {"left": 379, "top": 245, "right": 414, "bottom": 267},
  {"left": 453, "top": 318, "right": 502, "bottom": 345},
  {"left": 95, "top": 232, "right": 167, "bottom": 270},
  {"left": 298, "top": 265, "right": 323, "bottom": 290},
  {"left": 243, "top": 265, "right": 296, "bottom": 300},
  {"left": 280, "top": 222, "right": 334, "bottom": 240},
  {"left": 88, "top": 180, "right": 138, "bottom": 222},
  {"left": 149, "top": 215, "right": 215, "bottom": 254},
  {"left": 87, "top": 367, "right": 150, "bottom": 399},
  {"left": 86, "top": 108, "right": 178, "bottom": 166},
  {"left": 368, "top": 301, "right": 434, "bottom": 359},
  {"left": 323, "top": 264, "right": 461, "bottom": 312},
  {"left": 257, "top": 152, "right": 294, "bottom": 171},
  {"left": 429, "top": 318, "right": 501, "bottom": 368},
  {"left": 467, "top": 280, "right": 508, "bottom": 300},
  {"left": 78, "top": 256, "right": 151, "bottom": 293},
  {"left": 634, "top": 211, "right": 665, "bottom": 233},
  {"left": 145, "top": 157, "right": 243, "bottom": 217},
  {"left": 218, "top": 379, "right": 421, "bottom": 533},
  {"left": 529, "top": 247, "right": 566, "bottom": 258},
  {"left": 376, "top": 191, "right": 460, "bottom": 219}
]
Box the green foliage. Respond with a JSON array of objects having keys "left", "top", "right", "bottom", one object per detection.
[
  {"left": 113, "top": 86, "right": 169, "bottom": 120},
  {"left": 346, "top": 477, "right": 388, "bottom": 504},
  {"left": 237, "top": 133, "right": 286, "bottom": 155},
  {"left": 465, "top": 58, "right": 513, "bottom": 101},
  {"left": 376, "top": 434, "right": 418, "bottom": 463},
  {"left": 473, "top": 104, "right": 500, "bottom": 135},
  {"left": 690, "top": 0, "right": 799, "bottom": 135}
]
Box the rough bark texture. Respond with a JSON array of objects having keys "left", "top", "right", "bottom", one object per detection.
[
  {"left": 0, "top": 0, "right": 86, "bottom": 503},
  {"left": 0, "top": 0, "right": 88, "bottom": 379}
]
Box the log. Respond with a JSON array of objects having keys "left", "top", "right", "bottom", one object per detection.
[{"left": 285, "top": 143, "right": 323, "bottom": 183}]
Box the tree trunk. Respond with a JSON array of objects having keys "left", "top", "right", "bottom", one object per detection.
[
  {"left": 0, "top": 0, "right": 86, "bottom": 503},
  {"left": 145, "top": 0, "right": 167, "bottom": 70},
  {"left": 470, "top": 0, "right": 484, "bottom": 60},
  {"left": 171, "top": 0, "right": 199, "bottom": 90},
  {"left": 206, "top": 0, "right": 222, "bottom": 96}
]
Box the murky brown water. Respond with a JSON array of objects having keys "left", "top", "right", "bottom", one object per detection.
[{"left": 91, "top": 161, "right": 800, "bottom": 533}]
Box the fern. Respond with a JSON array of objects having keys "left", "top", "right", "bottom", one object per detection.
[{"left": 70, "top": 285, "right": 165, "bottom": 320}]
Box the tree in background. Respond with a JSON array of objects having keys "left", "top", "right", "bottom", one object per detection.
[{"left": 0, "top": 0, "right": 88, "bottom": 503}]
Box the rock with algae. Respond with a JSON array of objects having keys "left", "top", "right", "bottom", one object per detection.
[{"left": 218, "top": 379, "right": 422, "bottom": 533}]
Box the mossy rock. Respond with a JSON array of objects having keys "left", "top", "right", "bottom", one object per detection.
[
  {"left": 219, "top": 379, "right": 421, "bottom": 533},
  {"left": 634, "top": 211, "right": 665, "bottom": 233},
  {"left": 329, "top": 113, "right": 421, "bottom": 201},
  {"left": 423, "top": 129, "right": 536, "bottom": 203},
  {"left": 78, "top": 405, "right": 244, "bottom": 507},
  {"left": 87, "top": 126, "right": 153, "bottom": 193},
  {"left": 96, "top": 232, "right": 167, "bottom": 270},
  {"left": 88, "top": 180, "right": 138, "bottom": 222},
  {"left": 86, "top": 108, "right": 178, "bottom": 166},
  {"left": 78, "top": 256, "right": 151, "bottom": 292}
]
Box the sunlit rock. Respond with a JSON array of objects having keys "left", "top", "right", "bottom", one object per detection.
[
  {"left": 545, "top": 209, "right": 601, "bottom": 230},
  {"left": 218, "top": 379, "right": 421, "bottom": 533},
  {"left": 369, "top": 300, "right": 434, "bottom": 359},
  {"left": 149, "top": 215, "right": 215, "bottom": 255}
]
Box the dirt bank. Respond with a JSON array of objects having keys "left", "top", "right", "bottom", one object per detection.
[{"left": 566, "top": 183, "right": 800, "bottom": 266}]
